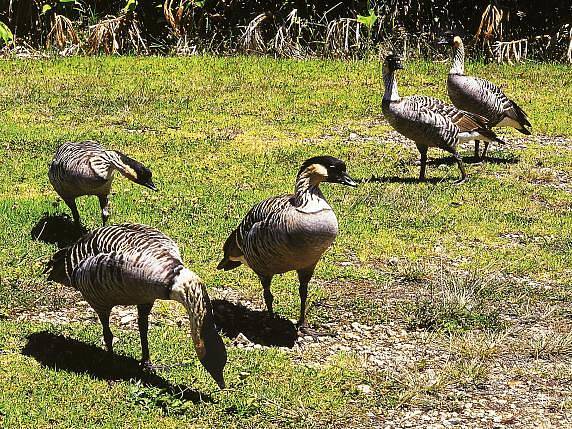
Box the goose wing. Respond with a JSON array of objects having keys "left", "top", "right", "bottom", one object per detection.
[
  {"left": 69, "top": 249, "right": 181, "bottom": 307},
  {"left": 51, "top": 141, "right": 112, "bottom": 181},
  {"left": 406, "top": 96, "right": 500, "bottom": 141},
  {"left": 47, "top": 224, "right": 183, "bottom": 289},
  {"left": 217, "top": 195, "right": 291, "bottom": 270},
  {"left": 469, "top": 76, "right": 531, "bottom": 128},
  {"left": 409, "top": 95, "right": 490, "bottom": 130}
]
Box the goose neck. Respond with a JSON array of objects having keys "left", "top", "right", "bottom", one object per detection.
[
  {"left": 383, "top": 69, "right": 400, "bottom": 102},
  {"left": 450, "top": 45, "right": 465, "bottom": 75},
  {"left": 294, "top": 174, "right": 327, "bottom": 210}
]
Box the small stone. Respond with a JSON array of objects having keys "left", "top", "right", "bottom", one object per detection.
[
  {"left": 351, "top": 322, "right": 362, "bottom": 332},
  {"left": 349, "top": 132, "right": 359, "bottom": 140},
  {"left": 356, "top": 384, "right": 372, "bottom": 395},
  {"left": 234, "top": 332, "right": 253, "bottom": 346},
  {"left": 120, "top": 314, "right": 135, "bottom": 325}
]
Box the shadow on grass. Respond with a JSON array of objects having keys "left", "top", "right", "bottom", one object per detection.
[
  {"left": 212, "top": 299, "right": 297, "bottom": 348},
  {"left": 31, "top": 213, "right": 88, "bottom": 249},
  {"left": 22, "top": 331, "right": 211, "bottom": 404},
  {"left": 356, "top": 176, "right": 443, "bottom": 184},
  {"left": 428, "top": 154, "right": 520, "bottom": 166}
]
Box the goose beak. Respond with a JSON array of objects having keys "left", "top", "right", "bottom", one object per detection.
[
  {"left": 213, "top": 373, "right": 226, "bottom": 389},
  {"left": 144, "top": 180, "right": 158, "bottom": 192},
  {"left": 338, "top": 172, "right": 358, "bottom": 187}
]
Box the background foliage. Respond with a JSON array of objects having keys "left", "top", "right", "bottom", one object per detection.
[{"left": 0, "top": 0, "right": 571, "bottom": 60}]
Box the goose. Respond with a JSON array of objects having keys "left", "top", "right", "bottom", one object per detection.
[
  {"left": 48, "top": 140, "right": 157, "bottom": 226},
  {"left": 217, "top": 156, "right": 357, "bottom": 334},
  {"left": 45, "top": 223, "right": 226, "bottom": 388},
  {"left": 439, "top": 34, "right": 531, "bottom": 158},
  {"left": 381, "top": 54, "right": 504, "bottom": 183}
]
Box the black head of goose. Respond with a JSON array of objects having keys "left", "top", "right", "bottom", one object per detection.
[
  {"left": 439, "top": 34, "right": 531, "bottom": 158},
  {"left": 115, "top": 151, "right": 158, "bottom": 191},
  {"left": 48, "top": 141, "right": 158, "bottom": 227},
  {"left": 381, "top": 54, "right": 504, "bottom": 183},
  {"left": 217, "top": 156, "right": 356, "bottom": 335},
  {"left": 45, "top": 223, "right": 226, "bottom": 388}
]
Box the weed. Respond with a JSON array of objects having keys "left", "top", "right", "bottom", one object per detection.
[{"left": 404, "top": 270, "right": 504, "bottom": 333}]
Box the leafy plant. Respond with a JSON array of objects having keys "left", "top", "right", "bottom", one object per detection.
[
  {"left": 0, "top": 21, "right": 13, "bottom": 47},
  {"left": 123, "top": 0, "right": 138, "bottom": 14},
  {"left": 356, "top": 9, "right": 378, "bottom": 30}
]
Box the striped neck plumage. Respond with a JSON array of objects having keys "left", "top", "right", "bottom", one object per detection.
[
  {"left": 450, "top": 44, "right": 465, "bottom": 75},
  {"left": 106, "top": 151, "right": 137, "bottom": 181},
  {"left": 294, "top": 172, "right": 329, "bottom": 212},
  {"left": 170, "top": 268, "right": 207, "bottom": 353},
  {"left": 169, "top": 267, "right": 226, "bottom": 389},
  {"left": 383, "top": 69, "right": 400, "bottom": 102}
]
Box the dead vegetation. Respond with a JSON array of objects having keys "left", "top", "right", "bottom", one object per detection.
[
  {"left": 86, "top": 13, "right": 147, "bottom": 55},
  {"left": 1, "top": 1, "right": 570, "bottom": 60},
  {"left": 46, "top": 13, "right": 79, "bottom": 53}
]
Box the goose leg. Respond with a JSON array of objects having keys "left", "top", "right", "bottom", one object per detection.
[
  {"left": 474, "top": 141, "right": 480, "bottom": 159},
  {"left": 296, "top": 268, "right": 318, "bottom": 336},
  {"left": 447, "top": 148, "right": 467, "bottom": 184},
  {"left": 137, "top": 303, "right": 154, "bottom": 370},
  {"left": 481, "top": 142, "right": 490, "bottom": 160},
  {"left": 258, "top": 274, "right": 274, "bottom": 318},
  {"left": 416, "top": 144, "right": 428, "bottom": 181},
  {"left": 64, "top": 198, "right": 81, "bottom": 226},
  {"left": 97, "top": 308, "right": 114, "bottom": 354},
  {"left": 99, "top": 195, "right": 110, "bottom": 226}
]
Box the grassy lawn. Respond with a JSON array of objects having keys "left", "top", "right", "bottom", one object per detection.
[{"left": 1, "top": 56, "right": 571, "bottom": 427}]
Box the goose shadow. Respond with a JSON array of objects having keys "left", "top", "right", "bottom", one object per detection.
[
  {"left": 212, "top": 299, "right": 297, "bottom": 348},
  {"left": 356, "top": 176, "right": 443, "bottom": 184},
  {"left": 427, "top": 154, "right": 519, "bottom": 166},
  {"left": 22, "top": 331, "right": 211, "bottom": 404},
  {"left": 31, "top": 213, "right": 88, "bottom": 249}
]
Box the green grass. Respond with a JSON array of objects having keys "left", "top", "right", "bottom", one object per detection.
[{"left": 1, "top": 56, "right": 571, "bottom": 427}]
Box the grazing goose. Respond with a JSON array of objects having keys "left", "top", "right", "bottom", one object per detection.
[
  {"left": 45, "top": 223, "right": 226, "bottom": 388},
  {"left": 381, "top": 54, "right": 503, "bottom": 183},
  {"left": 217, "top": 156, "right": 357, "bottom": 334},
  {"left": 48, "top": 141, "right": 157, "bottom": 226},
  {"left": 439, "top": 34, "right": 531, "bottom": 158}
]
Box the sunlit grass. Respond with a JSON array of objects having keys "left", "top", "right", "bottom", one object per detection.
[{"left": 0, "top": 56, "right": 571, "bottom": 427}]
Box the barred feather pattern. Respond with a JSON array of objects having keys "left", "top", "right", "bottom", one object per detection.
[
  {"left": 45, "top": 223, "right": 225, "bottom": 382},
  {"left": 447, "top": 41, "right": 531, "bottom": 132},
  {"left": 49, "top": 223, "right": 193, "bottom": 312},
  {"left": 220, "top": 170, "right": 338, "bottom": 276},
  {"left": 48, "top": 140, "right": 134, "bottom": 200},
  {"left": 382, "top": 68, "right": 501, "bottom": 150}
]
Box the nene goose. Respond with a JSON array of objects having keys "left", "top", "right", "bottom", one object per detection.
[
  {"left": 217, "top": 156, "right": 357, "bottom": 334},
  {"left": 381, "top": 54, "right": 504, "bottom": 183},
  {"left": 439, "top": 34, "right": 531, "bottom": 158},
  {"left": 45, "top": 223, "right": 226, "bottom": 388},
  {"left": 49, "top": 141, "right": 157, "bottom": 226}
]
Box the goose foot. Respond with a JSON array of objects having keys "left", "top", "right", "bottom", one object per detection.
[
  {"left": 140, "top": 360, "right": 157, "bottom": 373},
  {"left": 297, "top": 324, "right": 334, "bottom": 340}
]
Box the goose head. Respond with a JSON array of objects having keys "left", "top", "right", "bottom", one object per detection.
[
  {"left": 297, "top": 155, "right": 357, "bottom": 188},
  {"left": 438, "top": 33, "right": 464, "bottom": 50},
  {"left": 117, "top": 152, "right": 158, "bottom": 191},
  {"left": 383, "top": 54, "right": 404, "bottom": 75}
]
